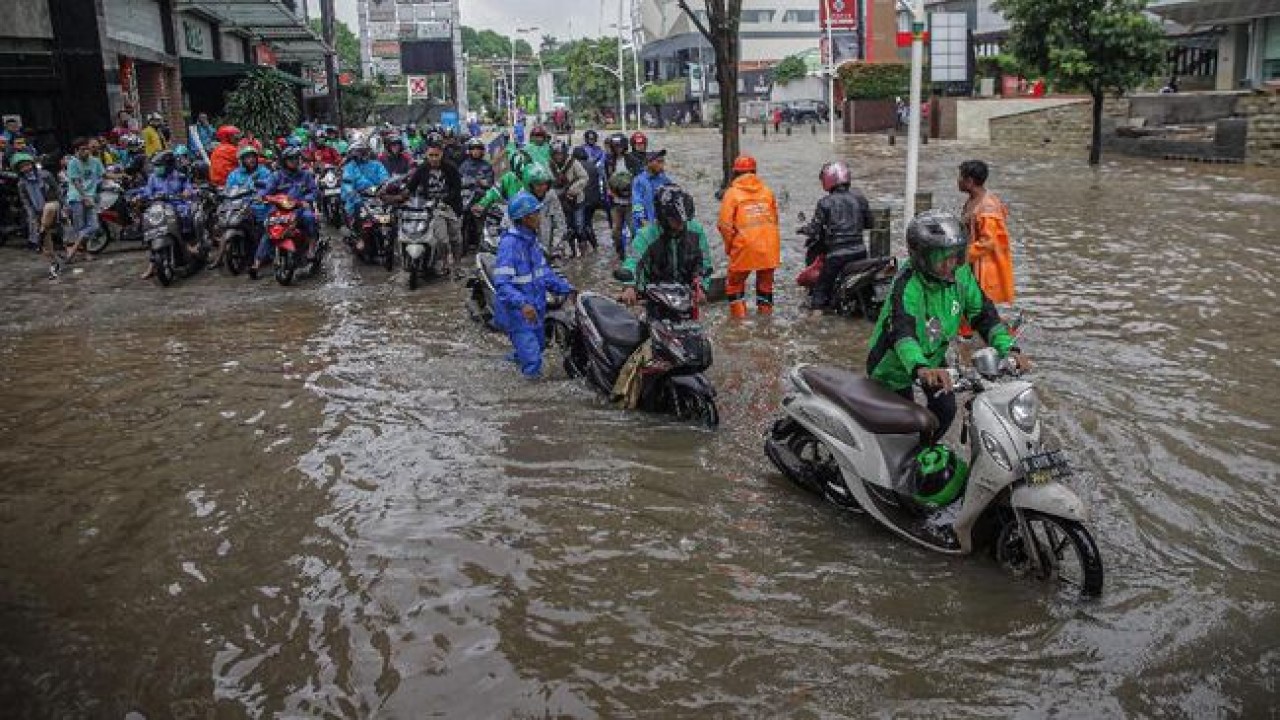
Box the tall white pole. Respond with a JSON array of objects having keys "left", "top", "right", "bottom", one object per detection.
[
  {"left": 904, "top": 1, "right": 925, "bottom": 224},
  {"left": 618, "top": 0, "right": 628, "bottom": 135},
  {"left": 827, "top": 9, "right": 835, "bottom": 145},
  {"left": 509, "top": 41, "right": 517, "bottom": 129}
]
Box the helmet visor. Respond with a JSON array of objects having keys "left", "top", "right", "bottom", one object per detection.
[{"left": 924, "top": 244, "right": 967, "bottom": 282}]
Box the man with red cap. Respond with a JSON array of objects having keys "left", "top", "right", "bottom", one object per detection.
[{"left": 717, "top": 154, "right": 781, "bottom": 317}]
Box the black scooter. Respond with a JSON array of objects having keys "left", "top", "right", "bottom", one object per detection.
[
  {"left": 797, "top": 212, "right": 897, "bottom": 320},
  {"left": 549, "top": 273, "right": 718, "bottom": 427}
]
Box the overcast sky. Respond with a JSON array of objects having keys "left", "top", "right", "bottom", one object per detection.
[{"left": 330, "top": 0, "right": 615, "bottom": 39}]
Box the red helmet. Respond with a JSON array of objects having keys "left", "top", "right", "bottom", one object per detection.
[
  {"left": 732, "top": 155, "right": 757, "bottom": 173},
  {"left": 630, "top": 131, "right": 648, "bottom": 148},
  {"left": 216, "top": 125, "right": 241, "bottom": 143},
  {"left": 819, "top": 161, "right": 851, "bottom": 191},
  {"left": 530, "top": 125, "right": 549, "bottom": 138}
]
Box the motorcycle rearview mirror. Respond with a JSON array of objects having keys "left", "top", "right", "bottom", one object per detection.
[
  {"left": 971, "top": 347, "right": 1001, "bottom": 378},
  {"left": 613, "top": 267, "right": 635, "bottom": 284}
]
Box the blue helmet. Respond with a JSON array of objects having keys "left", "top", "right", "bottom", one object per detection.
[{"left": 508, "top": 190, "right": 543, "bottom": 221}]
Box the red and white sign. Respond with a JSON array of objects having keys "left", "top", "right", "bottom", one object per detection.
[
  {"left": 407, "top": 75, "right": 429, "bottom": 99},
  {"left": 820, "top": 0, "right": 859, "bottom": 30}
]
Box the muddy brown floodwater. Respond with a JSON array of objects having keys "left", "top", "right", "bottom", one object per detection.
[{"left": 1, "top": 130, "right": 1277, "bottom": 718}]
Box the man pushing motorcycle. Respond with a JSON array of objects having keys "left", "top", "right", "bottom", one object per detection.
[{"left": 866, "top": 210, "right": 1031, "bottom": 433}]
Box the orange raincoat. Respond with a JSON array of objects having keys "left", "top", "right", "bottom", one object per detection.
[
  {"left": 966, "top": 192, "right": 1015, "bottom": 304},
  {"left": 717, "top": 173, "right": 781, "bottom": 272},
  {"left": 208, "top": 143, "right": 239, "bottom": 187}
]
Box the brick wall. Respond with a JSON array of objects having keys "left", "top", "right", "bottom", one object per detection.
[
  {"left": 988, "top": 100, "right": 1092, "bottom": 155},
  {"left": 1239, "top": 94, "right": 1280, "bottom": 167}
]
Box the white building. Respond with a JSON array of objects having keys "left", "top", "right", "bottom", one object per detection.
[{"left": 640, "top": 0, "right": 820, "bottom": 66}]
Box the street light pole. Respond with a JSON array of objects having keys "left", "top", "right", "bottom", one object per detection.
[
  {"left": 904, "top": 0, "right": 926, "bottom": 223},
  {"left": 508, "top": 26, "right": 539, "bottom": 129}
]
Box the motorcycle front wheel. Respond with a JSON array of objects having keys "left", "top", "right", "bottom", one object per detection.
[
  {"left": 86, "top": 225, "right": 112, "bottom": 254},
  {"left": 155, "top": 247, "right": 176, "bottom": 287},
  {"left": 995, "top": 511, "right": 1104, "bottom": 597},
  {"left": 671, "top": 386, "right": 719, "bottom": 428},
  {"left": 275, "top": 249, "right": 295, "bottom": 286},
  {"left": 225, "top": 235, "right": 247, "bottom": 275},
  {"left": 382, "top": 238, "right": 395, "bottom": 271}
]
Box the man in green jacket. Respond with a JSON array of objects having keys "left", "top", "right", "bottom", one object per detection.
[
  {"left": 867, "top": 210, "right": 1030, "bottom": 433},
  {"left": 619, "top": 184, "right": 713, "bottom": 305}
]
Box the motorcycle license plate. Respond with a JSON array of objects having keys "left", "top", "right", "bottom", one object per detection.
[{"left": 1021, "top": 450, "right": 1070, "bottom": 485}]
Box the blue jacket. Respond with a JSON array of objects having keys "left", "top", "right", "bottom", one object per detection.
[
  {"left": 631, "top": 170, "right": 671, "bottom": 231},
  {"left": 341, "top": 158, "right": 389, "bottom": 216},
  {"left": 226, "top": 165, "right": 272, "bottom": 219},
  {"left": 493, "top": 224, "right": 573, "bottom": 332},
  {"left": 261, "top": 168, "right": 317, "bottom": 204},
  {"left": 578, "top": 143, "right": 606, "bottom": 169},
  {"left": 139, "top": 171, "right": 192, "bottom": 201}
]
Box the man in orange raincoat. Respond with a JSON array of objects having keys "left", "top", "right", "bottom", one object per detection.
[
  {"left": 959, "top": 160, "right": 1015, "bottom": 304},
  {"left": 718, "top": 155, "right": 781, "bottom": 317}
]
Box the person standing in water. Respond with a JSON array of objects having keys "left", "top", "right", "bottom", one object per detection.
[{"left": 958, "top": 160, "right": 1015, "bottom": 306}]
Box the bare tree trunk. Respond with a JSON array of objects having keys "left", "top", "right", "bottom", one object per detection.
[
  {"left": 680, "top": 0, "right": 741, "bottom": 188},
  {"left": 1089, "top": 87, "right": 1103, "bottom": 166}
]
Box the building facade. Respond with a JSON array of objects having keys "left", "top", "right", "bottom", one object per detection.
[
  {"left": 0, "top": 0, "right": 323, "bottom": 153},
  {"left": 1150, "top": 0, "right": 1280, "bottom": 90}
]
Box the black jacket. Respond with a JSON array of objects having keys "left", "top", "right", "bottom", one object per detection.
[
  {"left": 623, "top": 150, "right": 646, "bottom": 178},
  {"left": 406, "top": 160, "right": 463, "bottom": 215},
  {"left": 573, "top": 148, "right": 604, "bottom": 207},
  {"left": 813, "top": 187, "right": 873, "bottom": 254}
]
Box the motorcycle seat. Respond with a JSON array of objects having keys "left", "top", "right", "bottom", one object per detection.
[
  {"left": 800, "top": 366, "right": 938, "bottom": 437},
  {"left": 582, "top": 295, "right": 647, "bottom": 352}
]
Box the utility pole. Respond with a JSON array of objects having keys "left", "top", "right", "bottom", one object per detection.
[
  {"left": 320, "top": 0, "right": 343, "bottom": 130},
  {"left": 618, "top": 0, "right": 628, "bottom": 131},
  {"left": 904, "top": 0, "right": 925, "bottom": 224}
]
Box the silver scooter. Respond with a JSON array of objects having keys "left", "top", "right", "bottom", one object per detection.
[{"left": 765, "top": 347, "right": 1103, "bottom": 596}]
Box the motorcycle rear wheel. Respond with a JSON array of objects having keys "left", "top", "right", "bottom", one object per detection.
[
  {"left": 382, "top": 242, "right": 395, "bottom": 271},
  {"left": 995, "top": 511, "right": 1104, "bottom": 597},
  {"left": 225, "top": 238, "right": 247, "bottom": 275}
]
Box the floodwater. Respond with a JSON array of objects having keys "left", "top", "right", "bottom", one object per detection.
[{"left": 1, "top": 130, "right": 1277, "bottom": 718}]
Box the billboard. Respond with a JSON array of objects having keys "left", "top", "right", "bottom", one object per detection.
[
  {"left": 819, "top": 0, "right": 859, "bottom": 30},
  {"left": 929, "top": 12, "right": 968, "bottom": 82},
  {"left": 400, "top": 39, "right": 453, "bottom": 74}
]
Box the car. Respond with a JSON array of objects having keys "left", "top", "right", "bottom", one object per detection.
[{"left": 784, "top": 100, "right": 830, "bottom": 124}]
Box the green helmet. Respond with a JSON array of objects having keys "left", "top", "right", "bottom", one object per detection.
[
  {"left": 913, "top": 445, "right": 969, "bottom": 507},
  {"left": 522, "top": 162, "right": 552, "bottom": 188},
  {"left": 237, "top": 145, "right": 258, "bottom": 160},
  {"left": 9, "top": 152, "right": 35, "bottom": 170},
  {"left": 335, "top": 140, "right": 349, "bottom": 154}
]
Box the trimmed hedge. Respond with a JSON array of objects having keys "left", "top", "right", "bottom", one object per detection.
[{"left": 839, "top": 62, "right": 911, "bottom": 100}]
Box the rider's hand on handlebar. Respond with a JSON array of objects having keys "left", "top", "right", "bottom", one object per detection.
[
  {"left": 1009, "top": 351, "right": 1034, "bottom": 373},
  {"left": 916, "top": 367, "right": 954, "bottom": 393},
  {"left": 619, "top": 287, "right": 638, "bottom": 306}
]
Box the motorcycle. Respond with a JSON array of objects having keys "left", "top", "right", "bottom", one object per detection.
[
  {"left": 0, "top": 169, "right": 23, "bottom": 244},
  {"left": 461, "top": 183, "right": 489, "bottom": 253},
  {"left": 264, "top": 194, "right": 327, "bottom": 286},
  {"left": 85, "top": 178, "right": 143, "bottom": 254},
  {"left": 317, "top": 164, "right": 344, "bottom": 228},
  {"left": 353, "top": 180, "right": 399, "bottom": 270},
  {"left": 397, "top": 196, "right": 447, "bottom": 289},
  {"left": 214, "top": 185, "right": 259, "bottom": 276},
  {"left": 141, "top": 193, "right": 207, "bottom": 286},
  {"left": 466, "top": 251, "right": 571, "bottom": 332},
  {"left": 475, "top": 203, "right": 505, "bottom": 254},
  {"left": 551, "top": 279, "right": 718, "bottom": 427},
  {"left": 796, "top": 212, "right": 897, "bottom": 320},
  {"left": 764, "top": 347, "right": 1103, "bottom": 597}
]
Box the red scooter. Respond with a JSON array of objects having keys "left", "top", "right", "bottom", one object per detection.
[{"left": 264, "top": 194, "right": 326, "bottom": 286}]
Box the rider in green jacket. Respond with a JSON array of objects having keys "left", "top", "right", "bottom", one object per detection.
[{"left": 867, "top": 210, "right": 1030, "bottom": 433}]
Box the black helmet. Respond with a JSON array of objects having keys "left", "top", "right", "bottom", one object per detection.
[
  {"left": 466, "top": 137, "right": 485, "bottom": 150},
  {"left": 607, "top": 133, "right": 628, "bottom": 152},
  {"left": 280, "top": 146, "right": 303, "bottom": 165},
  {"left": 584, "top": 129, "right": 599, "bottom": 144},
  {"left": 655, "top": 184, "right": 694, "bottom": 229},
  {"left": 906, "top": 210, "right": 969, "bottom": 283},
  {"left": 151, "top": 150, "right": 174, "bottom": 167}
]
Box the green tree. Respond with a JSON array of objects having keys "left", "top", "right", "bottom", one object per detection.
[
  {"left": 341, "top": 81, "right": 379, "bottom": 126},
  {"left": 461, "top": 26, "right": 533, "bottom": 59},
  {"left": 996, "top": 0, "right": 1166, "bottom": 165},
  {"left": 773, "top": 54, "right": 808, "bottom": 86},
  {"left": 467, "top": 64, "right": 495, "bottom": 116},
  {"left": 558, "top": 38, "right": 639, "bottom": 115},
  {"left": 838, "top": 62, "right": 910, "bottom": 99},
  {"left": 224, "top": 69, "right": 299, "bottom": 140},
  {"left": 308, "top": 18, "right": 360, "bottom": 71}
]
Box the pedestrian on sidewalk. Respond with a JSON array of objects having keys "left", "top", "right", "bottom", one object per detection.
[
  {"left": 958, "top": 160, "right": 1015, "bottom": 305},
  {"left": 63, "top": 138, "right": 105, "bottom": 264},
  {"left": 717, "top": 154, "right": 781, "bottom": 318}
]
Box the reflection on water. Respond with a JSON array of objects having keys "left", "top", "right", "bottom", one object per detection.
[{"left": 1, "top": 133, "right": 1277, "bottom": 717}]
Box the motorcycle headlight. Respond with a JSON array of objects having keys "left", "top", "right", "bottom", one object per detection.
[
  {"left": 144, "top": 205, "right": 166, "bottom": 224},
  {"left": 1008, "top": 388, "right": 1039, "bottom": 433}
]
